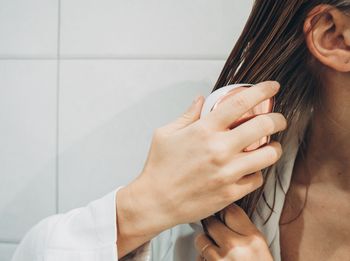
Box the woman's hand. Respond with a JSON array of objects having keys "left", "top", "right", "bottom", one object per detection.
[
  {"left": 195, "top": 204, "right": 273, "bottom": 261},
  {"left": 116, "top": 81, "right": 287, "bottom": 257}
]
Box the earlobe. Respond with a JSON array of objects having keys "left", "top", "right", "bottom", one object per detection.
[{"left": 304, "top": 5, "right": 350, "bottom": 72}]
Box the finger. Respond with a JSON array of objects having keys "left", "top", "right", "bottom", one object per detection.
[
  {"left": 203, "top": 216, "right": 244, "bottom": 247},
  {"left": 194, "top": 233, "right": 221, "bottom": 261},
  {"left": 222, "top": 112, "right": 287, "bottom": 152},
  {"left": 222, "top": 141, "right": 282, "bottom": 181},
  {"left": 163, "top": 95, "right": 204, "bottom": 133},
  {"left": 221, "top": 171, "right": 263, "bottom": 203},
  {"left": 202, "top": 81, "right": 280, "bottom": 131},
  {"left": 220, "top": 203, "right": 260, "bottom": 236},
  {"left": 235, "top": 170, "right": 264, "bottom": 195}
]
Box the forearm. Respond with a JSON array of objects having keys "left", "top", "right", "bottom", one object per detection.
[{"left": 116, "top": 179, "right": 171, "bottom": 258}]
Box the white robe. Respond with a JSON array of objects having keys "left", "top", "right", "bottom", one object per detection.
[{"left": 12, "top": 109, "right": 311, "bottom": 261}]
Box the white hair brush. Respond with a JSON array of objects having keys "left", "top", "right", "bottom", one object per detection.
[{"left": 200, "top": 83, "right": 275, "bottom": 152}]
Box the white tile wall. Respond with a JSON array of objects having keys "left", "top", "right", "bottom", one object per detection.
[
  {"left": 0, "top": 61, "right": 57, "bottom": 242},
  {"left": 0, "top": 0, "right": 58, "bottom": 57},
  {"left": 60, "top": 0, "right": 253, "bottom": 58},
  {"left": 58, "top": 59, "right": 223, "bottom": 211},
  {"left": 0, "top": 243, "right": 17, "bottom": 261},
  {"left": 0, "top": 0, "right": 254, "bottom": 260}
]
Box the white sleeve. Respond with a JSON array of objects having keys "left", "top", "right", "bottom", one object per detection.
[{"left": 12, "top": 186, "right": 152, "bottom": 261}]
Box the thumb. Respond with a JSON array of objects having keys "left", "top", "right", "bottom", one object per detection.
[{"left": 163, "top": 95, "right": 204, "bottom": 133}]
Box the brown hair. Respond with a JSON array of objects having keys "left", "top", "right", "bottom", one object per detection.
[{"left": 212, "top": 0, "right": 350, "bottom": 222}]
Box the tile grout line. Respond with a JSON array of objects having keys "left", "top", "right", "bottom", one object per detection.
[
  {"left": 55, "top": 0, "right": 61, "bottom": 214},
  {"left": 0, "top": 240, "right": 19, "bottom": 245}
]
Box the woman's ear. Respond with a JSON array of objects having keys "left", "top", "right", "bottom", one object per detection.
[{"left": 304, "top": 4, "right": 350, "bottom": 72}]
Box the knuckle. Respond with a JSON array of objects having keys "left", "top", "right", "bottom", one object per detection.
[
  {"left": 223, "top": 239, "right": 236, "bottom": 250},
  {"left": 247, "top": 233, "right": 259, "bottom": 244},
  {"left": 207, "top": 139, "right": 229, "bottom": 165},
  {"left": 266, "top": 143, "right": 282, "bottom": 162},
  {"left": 221, "top": 186, "right": 246, "bottom": 203},
  {"left": 232, "top": 93, "right": 251, "bottom": 111},
  {"left": 255, "top": 114, "right": 275, "bottom": 134},
  {"left": 275, "top": 142, "right": 283, "bottom": 157},
  {"left": 218, "top": 165, "right": 234, "bottom": 177},
  {"left": 220, "top": 163, "right": 243, "bottom": 183},
  {"left": 246, "top": 181, "right": 262, "bottom": 194},
  {"left": 182, "top": 111, "right": 193, "bottom": 121},
  {"left": 271, "top": 142, "right": 283, "bottom": 160},
  {"left": 275, "top": 113, "right": 288, "bottom": 131},
  {"left": 248, "top": 233, "right": 266, "bottom": 249},
  {"left": 221, "top": 187, "right": 235, "bottom": 202},
  {"left": 214, "top": 173, "right": 229, "bottom": 187}
]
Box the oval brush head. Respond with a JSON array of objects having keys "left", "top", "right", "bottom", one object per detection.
[{"left": 200, "top": 83, "right": 275, "bottom": 152}]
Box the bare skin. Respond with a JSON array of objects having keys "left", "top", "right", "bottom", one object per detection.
[
  {"left": 116, "top": 81, "right": 286, "bottom": 258},
  {"left": 196, "top": 4, "right": 350, "bottom": 261},
  {"left": 280, "top": 5, "right": 350, "bottom": 261},
  {"left": 195, "top": 204, "right": 273, "bottom": 261},
  {"left": 280, "top": 138, "right": 350, "bottom": 261}
]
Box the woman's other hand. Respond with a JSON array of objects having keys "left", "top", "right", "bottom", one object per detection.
[
  {"left": 195, "top": 203, "right": 273, "bottom": 261},
  {"left": 116, "top": 81, "right": 287, "bottom": 257}
]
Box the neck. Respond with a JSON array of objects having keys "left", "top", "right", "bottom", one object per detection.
[{"left": 301, "top": 72, "right": 350, "bottom": 190}]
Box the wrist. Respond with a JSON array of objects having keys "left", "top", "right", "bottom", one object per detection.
[{"left": 116, "top": 176, "right": 172, "bottom": 254}]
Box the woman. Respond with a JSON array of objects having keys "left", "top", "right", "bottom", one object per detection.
[
  {"left": 194, "top": 1, "right": 350, "bottom": 260},
  {"left": 12, "top": 0, "right": 350, "bottom": 260},
  {"left": 129, "top": 1, "right": 350, "bottom": 260}
]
